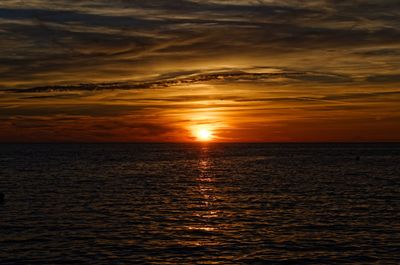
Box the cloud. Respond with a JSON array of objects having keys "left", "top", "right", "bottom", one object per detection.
[
  {"left": 0, "top": 104, "right": 144, "bottom": 117},
  {"left": 1, "top": 0, "right": 400, "bottom": 89},
  {"left": 366, "top": 74, "right": 400, "bottom": 83},
  {"left": 1, "top": 0, "right": 400, "bottom": 141},
  {"left": 6, "top": 69, "right": 353, "bottom": 93}
]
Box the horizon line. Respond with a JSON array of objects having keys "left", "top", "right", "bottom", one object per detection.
[{"left": 0, "top": 141, "right": 399, "bottom": 144}]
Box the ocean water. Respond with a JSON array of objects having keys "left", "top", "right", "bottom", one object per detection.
[{"left": 0, "top": 143, "right": 399, "bottom": 264}]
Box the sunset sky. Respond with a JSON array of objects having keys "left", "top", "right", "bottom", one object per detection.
[{"left": 1, "top": 0, "right": 400, "bottom": 142}]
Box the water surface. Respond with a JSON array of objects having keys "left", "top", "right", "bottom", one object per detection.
[{"left": 0, "top": 143, "right": 399, "bottom": 264}]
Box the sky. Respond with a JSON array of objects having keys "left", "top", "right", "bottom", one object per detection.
[{"left": 1, "top": 0, "right": 400, "bottom": 142}]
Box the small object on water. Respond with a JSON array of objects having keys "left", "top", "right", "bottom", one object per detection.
[{"left": 0, "top": 192, "right": 4, "bottom": 203}]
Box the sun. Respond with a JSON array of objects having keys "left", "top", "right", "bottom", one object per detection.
[{"left": 196, "top": 128, "right": 213, "bottom": 141}]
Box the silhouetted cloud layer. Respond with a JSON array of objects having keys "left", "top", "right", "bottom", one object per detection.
[
  {"left": 0, "top": 0, "right": 400, "bottom": 141},
  {"left": 2, "top": 0, "right": 400, "bottom": 88},
  {"left": 6, "top": 69, "right": 353, "bottom": 93}
]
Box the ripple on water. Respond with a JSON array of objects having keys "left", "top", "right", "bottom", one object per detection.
[{"left": 0, "top": 143, "right": 399, "bottom": 264}]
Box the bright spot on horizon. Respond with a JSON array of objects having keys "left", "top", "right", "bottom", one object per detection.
[{"left": 196, "top": 128, "right": 213, "bottom": 141}]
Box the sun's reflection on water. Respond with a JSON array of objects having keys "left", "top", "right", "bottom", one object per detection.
[{"left": 185, "top": 145, "right": 222, "bottom": 236}]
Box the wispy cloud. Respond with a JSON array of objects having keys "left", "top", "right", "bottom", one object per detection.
[
  {"left": 1, "top": 0, "right": 400, "bottom": 88},
  {"left": 6, "top": 68, "right": 354, "bottom": 93},
  {"left": 1, "top": 0, "right": 400, "bottom": 141}
]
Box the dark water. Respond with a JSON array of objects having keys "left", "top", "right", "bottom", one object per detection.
[{"left": 0, "top": 143, "right": 399, "bottom": 264}]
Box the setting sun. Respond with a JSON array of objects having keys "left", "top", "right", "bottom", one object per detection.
[{"left": 196, "top": 128, "right": 213, "bottom": 141}]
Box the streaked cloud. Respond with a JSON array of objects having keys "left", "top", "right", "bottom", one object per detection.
[
  {"left": 6, "top": 68, "right": 353, "bottom": 93},
  {"left": 0, "top": 0, "right": 399, "bottom": 141}
]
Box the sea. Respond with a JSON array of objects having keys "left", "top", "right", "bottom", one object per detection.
[{"left": 0, "top": 143, "right": 399, "bottom": 264}]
